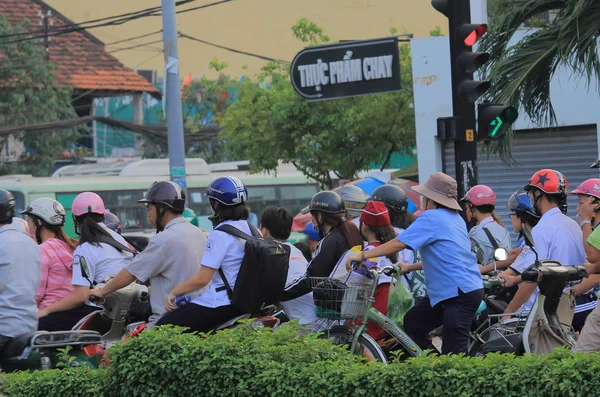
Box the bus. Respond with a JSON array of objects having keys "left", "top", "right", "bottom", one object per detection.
[{"left": 1, "top": 159, "right": 321, "bottom": 241}]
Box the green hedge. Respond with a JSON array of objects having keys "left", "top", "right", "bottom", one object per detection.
[{"left": 3, "top": 323, "right": 600, "bottom": 397}]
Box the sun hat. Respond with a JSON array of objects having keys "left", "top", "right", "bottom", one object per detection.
[{"left": 412, "top": 172, "right": 462, "bottom": 211}]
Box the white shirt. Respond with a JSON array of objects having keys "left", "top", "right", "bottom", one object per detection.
[
  {"left": 469, "top": 217, "right": 512, "bottom": 266},
  {"left": 72, "top": 223, "right": 134, "bottom": 306},
  {"left": 192, "top": 220, "right": 253, "bottom": 309},
  {"left": 280, "top": 243, "right": 318, "bottom": 325},
  {"left": 532, "top": 207, "right": 585, "bottom": 266},
  {"left": 127, "top": 218, "right": 205, "bottom": 325},
  {"left": 531, "top": 207, "right": 593, "bottom": 313},
  {"left": 509, "top": 244, "right": 538, "bottom": 314}
]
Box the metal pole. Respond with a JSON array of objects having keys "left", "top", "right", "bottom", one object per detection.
[{"left": 161, "top": 0, "right": 187, "bottom": 195}]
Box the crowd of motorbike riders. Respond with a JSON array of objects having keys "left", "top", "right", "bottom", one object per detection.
[{"left": 4, "top": 168, "right": 600, "bottom": 357}]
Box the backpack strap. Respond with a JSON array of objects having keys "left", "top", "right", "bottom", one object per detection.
[
  {"left": 215, "top": 224, "right": 253, "bottom": 241},
  {"left": 481, "top": 227, "right": 500, "bottom": 250},
  {"left": 214, "top": 223, "right": 258, "bottom": 300}
]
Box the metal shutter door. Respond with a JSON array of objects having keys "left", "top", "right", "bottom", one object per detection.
[{"left": 443, "top": 125, "right": 598, "bottom": 243}]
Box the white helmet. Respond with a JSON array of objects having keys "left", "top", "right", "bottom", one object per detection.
[{"left": 21, "top": 198, "right": 66, "bottom": 226}]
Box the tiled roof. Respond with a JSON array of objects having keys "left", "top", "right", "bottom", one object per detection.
[{"left": 0, "top": 0, "right": 159, "bottom": 97}]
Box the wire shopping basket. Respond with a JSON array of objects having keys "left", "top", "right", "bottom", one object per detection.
[{"left": 310, "top": 277, "right": 374, "bottom": 320}]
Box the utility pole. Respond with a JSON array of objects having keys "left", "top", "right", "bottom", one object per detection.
[{"left": 161, "top": 0, "right": 187, "bottom": 194}]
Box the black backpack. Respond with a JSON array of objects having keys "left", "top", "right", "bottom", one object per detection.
[{"left": 215, "top": 224, "right": 290, "bottom": 314}]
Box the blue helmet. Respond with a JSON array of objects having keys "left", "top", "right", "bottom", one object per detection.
[
  {"left": 206, "top": 176, "right": 248, "bottom": 206},
  {"left": 303, "top": 222, "right": 321, "bottom": 241},
  {"left": 507, "top": 191, "right": 539, "bottom": 218}
]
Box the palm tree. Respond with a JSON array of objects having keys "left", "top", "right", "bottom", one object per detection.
[{"left": 479, "top": 0, "right": 600, "bottom": 156}]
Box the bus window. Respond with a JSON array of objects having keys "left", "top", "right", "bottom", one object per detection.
[
  {"left": 58, "top": 190, "right": 151, "bottom": 233},
  {"left": 8, "top": 190, "right": 25, "bottom": 216},
  {"left": 279, "top": 184, "right": 320, "bottom": 214}
]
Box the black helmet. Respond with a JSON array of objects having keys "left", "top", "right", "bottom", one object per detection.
[
  {"left": 0, "top": 189, "right": 16, "bottom": 223},
  {"left": 369, "top": 184, "right": 408, "bottom": 213},
  {"left": 301, "top": 191, "right": 345, "bottom": 214},
  {"left": 138, "top": 181, "right": 186, "bottom": 213}
]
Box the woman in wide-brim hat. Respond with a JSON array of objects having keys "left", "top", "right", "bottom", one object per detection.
[{"left": 346, "top": 172, "right": 483, "bottom": 355}]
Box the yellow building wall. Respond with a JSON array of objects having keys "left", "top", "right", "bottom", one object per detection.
[{"left": 45, "top": 0, "right": 446, "bottom": 79}]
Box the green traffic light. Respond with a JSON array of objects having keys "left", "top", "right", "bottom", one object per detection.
[{"left": 490, "top": 116, "right": 503, "bottom": 137}]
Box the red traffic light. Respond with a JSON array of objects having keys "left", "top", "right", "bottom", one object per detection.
[{"left": 460, "top": 24, "right": 487, "bottom": 47}]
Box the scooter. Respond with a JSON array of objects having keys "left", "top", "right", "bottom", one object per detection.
[
  {"left": 0, "top": 330, "right": 103, "bottom": 372},
  {"left": 73, "top": 275, "right": 149, "bottom": 349},
  {"left": 71, "top": 258, "right": 149, "bottom": 349},
  {"left": 469, "top": 228, "right": 584, "bottom": 356}
]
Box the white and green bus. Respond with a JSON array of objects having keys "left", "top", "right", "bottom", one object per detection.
[{"left": 1, "top": 159, "right": 320, "bottom": 241}]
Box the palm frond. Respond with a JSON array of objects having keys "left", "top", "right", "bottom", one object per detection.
[
  {"left": 556, "top": 0, "right": 600, "bottom": 83},
  {"left": 481, "top": 0, "right": 567, "bottom": 64}
]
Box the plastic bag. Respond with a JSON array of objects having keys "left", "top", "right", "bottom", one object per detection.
[{"left": 387, "top": 280, "right": 413, "bottom": 327}]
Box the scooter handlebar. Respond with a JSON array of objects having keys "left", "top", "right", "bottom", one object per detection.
[{"left": 89, "top": 295, "right": 101, "bottom": 303}]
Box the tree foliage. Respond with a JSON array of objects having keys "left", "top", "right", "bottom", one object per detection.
[
  {"left": 0, "top": 16, "right": 80, "bottom": 176},
  {"left": 480, "top": 0, "right": 600, "bottom": 157},
  {"left": 219, "top": 19, "right": 415, "bottom": 188}
]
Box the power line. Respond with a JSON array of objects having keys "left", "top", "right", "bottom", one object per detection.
[
  {"left": 108, "top": 40, "right": 164, "bottom": 54},
  {"left": 179, "top": 32, "right": 291, "bottom": 65},
  {"left": 0, "top": 1, "right": 194, "bottom": 40},
  {"left": 0, "top": 0, "right": 235, "bottom": 46},
  {"left": 105, "top": 30, "right": 162, "bottom": 46}
]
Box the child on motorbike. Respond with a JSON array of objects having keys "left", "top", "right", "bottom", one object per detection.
[
  {"left": 21, "top": 198, "right": 78, "bottom": 310},
  {"left": 349, "top": 200, "right": 398, "bottom": 340}
]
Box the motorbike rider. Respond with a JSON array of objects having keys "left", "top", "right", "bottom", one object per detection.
[
  {"left": 21, "top": 198, "right": 78, "bottom": 310},
  {"left": 369, "top": 184, "right": 424, "bottom": 296},
  {"left": 283, "top": 191, "right": 363, "bottom": 300},
  {"left": 37, "top": 192, "right": 134, "bottom": 331},
  {"left": 503, "top": 169, "right": 595, "bottom": 331},
  {"left": 303, "top": 221, "right": 321, "bottom": 256},
  {"left": 104, "top": 210, "right": 123, "bottom": 234},
  {"left": 497, "top": 191, "right": 541, "bottom": 318},
  {"left": 461, "top": 185, "right": 512, "bottom": 274},
  {"left": 349, "top": 200, "right": 399, "bottom": 340},
  {"left": 336, "top": 184, "right": 369, "bottom": 223},
  {"left": 156, "top": 177, "right": 252, "bottom": 332},
  {"left": 258, "top": 206, "right": 318, "bottom": 328},
  {"left": 346, "top": 172, "right": 483, "bottom": 355},
  {"left": 89, "top": 181, "right": 205, "bottom": 327},
  {"left": 0, "top": 189, "right": 41, "bottom": 350}
]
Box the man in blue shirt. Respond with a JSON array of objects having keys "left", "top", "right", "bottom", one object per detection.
[{"left": 347, "top": 173, "right": 483, "bottom": 354}]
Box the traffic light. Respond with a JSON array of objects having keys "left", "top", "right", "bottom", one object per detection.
[
  {"left": 477, "top": 104, "right": 519, "bottom": 140},
  {"left": 432, "top": 0, "right": 518, "bottom": 141}
]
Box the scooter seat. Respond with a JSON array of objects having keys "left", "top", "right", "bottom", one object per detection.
[
  {"left": 1, "top": 332, "right": 38, "bottom": 358},
  {"left": 1, "top": 330, "right": 102, "bottom": 359},
  {"left": 214, "top": 314, "right": 251, "bottom": 331}
]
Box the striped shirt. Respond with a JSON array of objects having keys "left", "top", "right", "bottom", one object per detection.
[{"left": 36, "top": 238, "right": 74, "bottom": 309}]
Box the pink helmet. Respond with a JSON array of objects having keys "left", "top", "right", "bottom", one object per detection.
[
  {"left": 462, "top": 185, "right": 496, "bottom": 206},
  {"left": 570, "top": 178, "right": 600, "bottom": 200},
  {"left": 71, "top": 192, "right": 106, "bottom": 217}
]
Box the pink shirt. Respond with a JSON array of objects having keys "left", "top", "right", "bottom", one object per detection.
[{"left": 36, "top": 238, "right": 74, "bottom": 309}]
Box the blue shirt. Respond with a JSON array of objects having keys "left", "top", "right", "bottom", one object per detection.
[{"left": 398, "top": 209, "right": 483, "bottom": 307}]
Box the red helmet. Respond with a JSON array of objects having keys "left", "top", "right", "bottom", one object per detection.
[
  {"left": 525, "top": 169, "right": 568, "bottom": 195},
  {"left": 571, "top": 178, "right": 600, "bottom": 200},
  {"left": 462, "top": 185, "right": 496, "bottom": 206}
]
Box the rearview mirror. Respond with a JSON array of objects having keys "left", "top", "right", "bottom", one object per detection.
[
  {"left": 522, "top": 227, "right": 535, "bottom": 248},
  {"left": 494, "top": 248, "right": 509, "bottom": 262},
  {"left": 476, "top": 247, "right": 485, "bottom": 264},
  {"left": 79, "top": 256, "right": 91, "bottom": 284}
]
